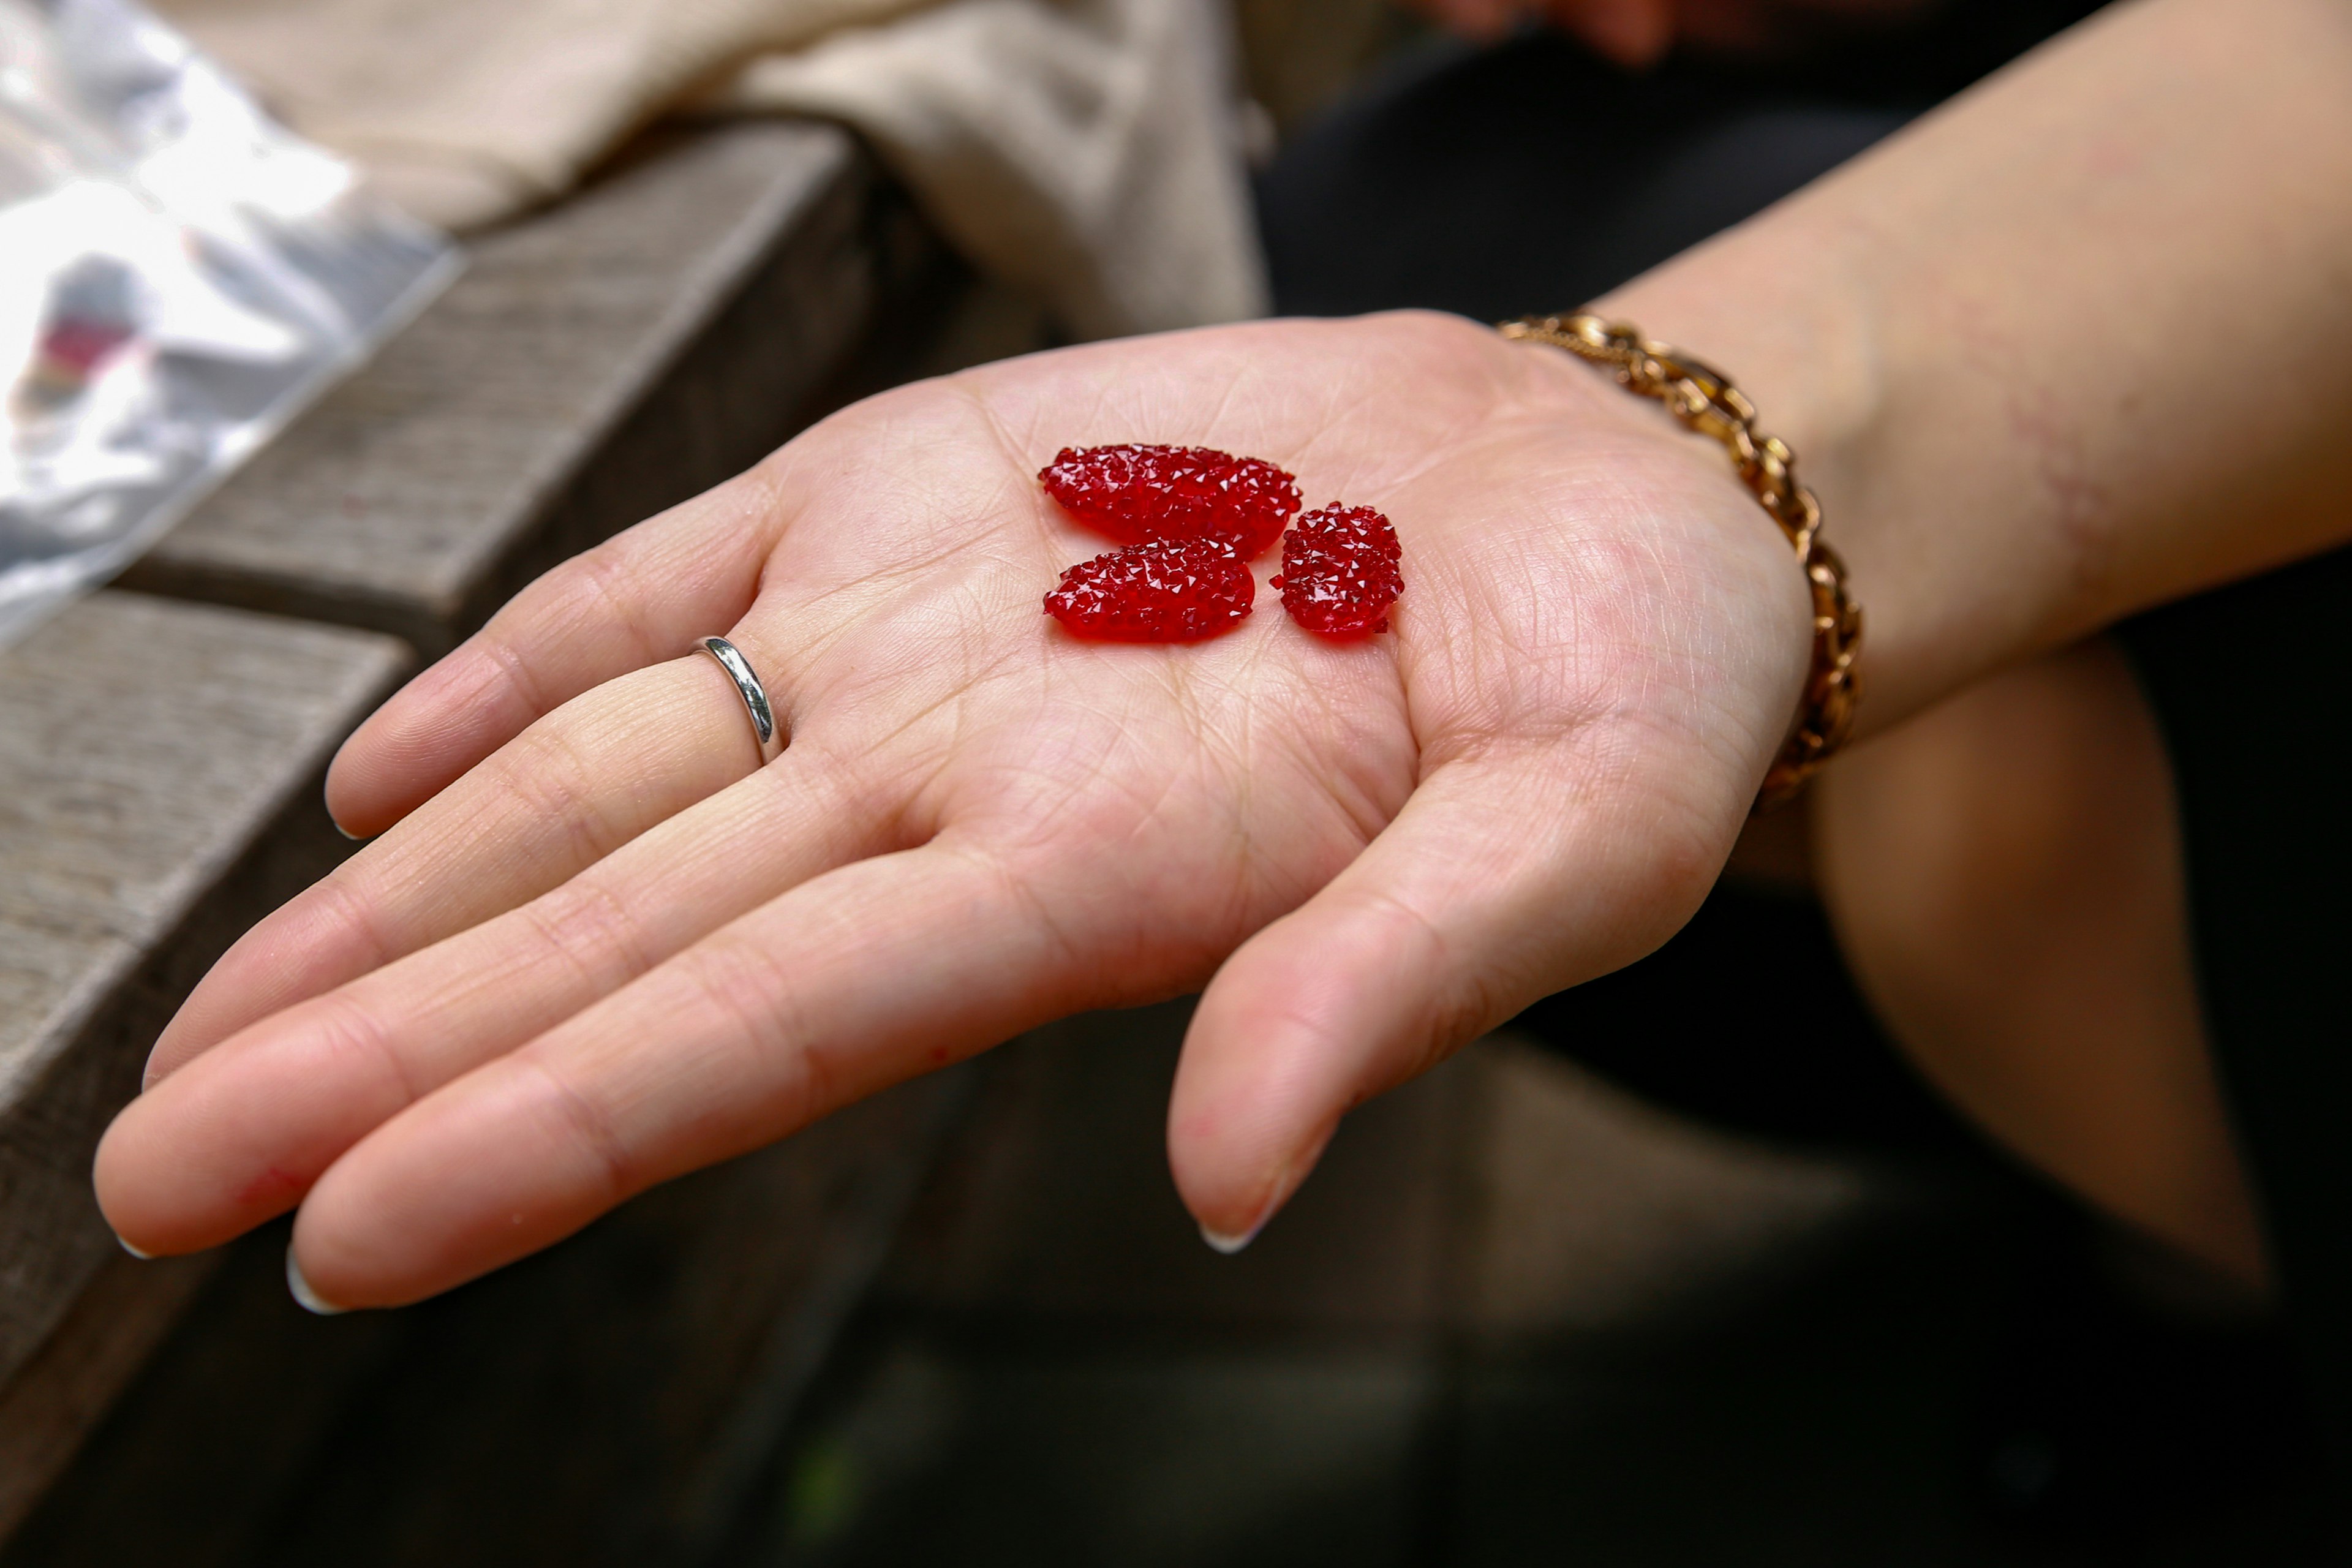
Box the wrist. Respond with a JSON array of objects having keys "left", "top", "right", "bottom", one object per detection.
[
  {"left": 1499, "top": 309, "right": 1860, "bottom": 801},
  {"left": 1593, "top": 240, "right": 1887, "bottom": 508},
  {"left": 1591, "top": 238, "right": 1945, "bottom": 733}
]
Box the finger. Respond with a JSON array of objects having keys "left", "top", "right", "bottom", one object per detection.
[
  {"left": 1168, "top": 747, "right": 1729, "bottom": 1248},
  {"left": 325, "top": 466, "right": 788, "bottom": 837},
  {"left": 149, "top": 644, "right": 786, "bottom": 1082},
  {"left": 285, "top": 840, "right": 1084, "bottom": 1309},
  {"left": 99, "top": 744, "right": 889, "bottom": 1256},
  {"left": 1419, "top": 0, "right": 1529, "bottom": 42},
  {"left": 1549, "top": 0, "right": 1676, "bottom": 66}
]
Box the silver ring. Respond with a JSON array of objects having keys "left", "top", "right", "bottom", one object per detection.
[{"left": 696, "top": 636, "right": 784, "bottom": 764}]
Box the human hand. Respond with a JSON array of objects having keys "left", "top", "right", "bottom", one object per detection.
[
  {"left": 1411, "top": 0, "right": 1937, "bottom": 69},
  {"left": 94, "top": 312, "right": 1809, "bottom": 1306}
]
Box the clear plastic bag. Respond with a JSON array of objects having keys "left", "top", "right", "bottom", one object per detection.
[{"left": 0, "top": 0, "right": 457, "bottom": 647}]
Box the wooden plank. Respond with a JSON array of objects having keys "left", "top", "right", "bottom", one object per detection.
[
  {"left": 121, "top": 119, "right": 927, "bottom": 657},
  {"left": 0, "top": 592, "right": 979, "bottom": 1559},
  {"left": 0, "top": 125, "right": 1043, "bottom": 1550},
  {"left": 0, "top": 590, "right": 968, "bottom": 1564},
  {"left": 0, "top": 1074, "right": 968, "bottom": 1568},
  {"left": 0, "top": 1251, "right": 223, "bottom": 1544},
  {"left": 0, "top": 589, "right": 407, "bottom": 1461},
  {"left": 0, "top": 1225, "right": 411, "bottom": 1568}
]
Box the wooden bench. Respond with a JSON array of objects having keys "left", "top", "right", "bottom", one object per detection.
[{"left": 0, "top": 119, "right": 1030, "bottom": 1562}]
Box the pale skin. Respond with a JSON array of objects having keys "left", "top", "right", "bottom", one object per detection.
[{"left": 95, "top": 0, "right": 2352, "bottom": 1305}]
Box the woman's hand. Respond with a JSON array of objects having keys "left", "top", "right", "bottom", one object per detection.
[
  {"left": 1406, "top": 0, "right": 1936, "bottom": 69},
  {"left": 92, "top": 312, "right": 1809, "bottom": 1308}
]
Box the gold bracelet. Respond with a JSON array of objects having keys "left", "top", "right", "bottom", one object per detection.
[{"left": 1499, "top": 312, "right": 1861, "bottom": 808}]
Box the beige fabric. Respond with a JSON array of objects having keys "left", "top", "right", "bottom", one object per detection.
[{"left": 154, "top": 0, "right": 1267, "bottom": 336}]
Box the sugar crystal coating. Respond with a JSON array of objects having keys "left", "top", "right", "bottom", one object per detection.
[
  {"left": 1044, "top": 535, "right": 1254, "bottom": 643},
  {"left": 1039, "top": 444, "right": 1300, "bottom": 559},
  {"left": 1272, "top": 504, "right": 1403, "bottom": 637}
]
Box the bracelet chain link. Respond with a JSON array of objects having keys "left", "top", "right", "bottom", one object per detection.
[{"left": 1499, "top": 312, "right": 1862, "bottom": 807}]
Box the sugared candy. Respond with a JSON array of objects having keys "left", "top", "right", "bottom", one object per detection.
[
  {"left": 1272, "top": 504, "right": 1403, "bottom": 636},
  {"left": 1044, "top": 536, "right": 1254, "bottom": 643},
  {"left": 1039, "top": 443, "right": 1300, "bottom": 559}
]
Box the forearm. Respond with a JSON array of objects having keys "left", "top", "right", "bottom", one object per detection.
[{"left": 1599, "top": 0, "right": 2352, "bottom": 729}]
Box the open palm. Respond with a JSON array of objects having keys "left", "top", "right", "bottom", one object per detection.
[{"left": 96, "top": 312, "right": 1809, "bottom": 1308}]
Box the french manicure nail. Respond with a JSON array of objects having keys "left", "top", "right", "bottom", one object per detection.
[
  {"left": 117, "top": 1234, "right": 153, "bottom": 1260},
  {"left": 1199, "top": 1218, "right": 1266, "bottom": 1256},
  {"left": 323, "top": 782, "right": 364, "bottom": 842},
  {"left": 1199, "top": 1133, "right": 1330, "bottom": 1257},
  {"left": 285, "top": 1246, "right": 347, "bottom": 1316}
]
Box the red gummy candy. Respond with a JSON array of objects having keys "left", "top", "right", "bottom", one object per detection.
[
  {"left": 1272, "top": 504, "right": 1404, "bottom": 637},
  {"left": 1044, "top": 536, "right": 1254, "bottom": 643},
  {"left": 1039, "top": 444, "right": 1300, "bottom": 559}
]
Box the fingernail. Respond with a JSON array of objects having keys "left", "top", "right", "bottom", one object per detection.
[
  {"left": 285, "top": 1246, "right": 347, "bottom": 1316},
  {"left": 1199, "top": 1217, "right": 1266, "bottom": 1256},
  {"left": 323, "top": 782, "right": 364, "bottom": 842},
  {"left": 1197, "top": 1130, "right": 1332, "bottom": 1257},
  {"left": 118, "top": 1234, "right": 153, "bottom": 1261}
]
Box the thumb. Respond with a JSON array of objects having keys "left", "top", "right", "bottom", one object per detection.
[{"left": 1167, "top": 745, "right": 1728, "bottom": 1248}]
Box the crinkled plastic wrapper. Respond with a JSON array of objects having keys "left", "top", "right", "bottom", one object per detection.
[{"left": 0, "top": 0, "right": 457, "bottom": 647}]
